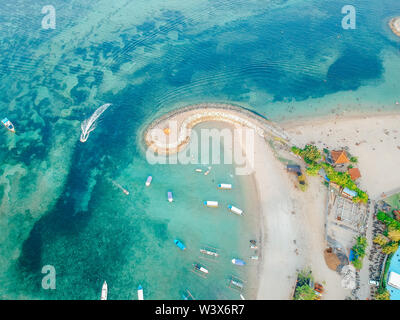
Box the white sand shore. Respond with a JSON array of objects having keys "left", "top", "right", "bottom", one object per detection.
[
  {"left": 251, "top": 134, "right": 349, "bottom": 299},
  {"left": 143, "top": 104, "right": 400, "bottom": 300}
]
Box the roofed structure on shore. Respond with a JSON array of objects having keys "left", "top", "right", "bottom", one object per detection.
[
  {"left": 330, "top": 150, "right": 350, "bottom": 165},
  {"left": 342, "top": 187, "right": 357, "bottom": 199},
  {"left": 348, "top": 168, "right": 361, "bottom": 181}
]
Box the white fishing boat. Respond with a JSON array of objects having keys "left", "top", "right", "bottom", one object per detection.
[
  {"left": 101, "top": 281, "right": 108, "bottom": 300},
  {"left": 195, "top": 168, "right": 202, "bottom": 173},
  {"left": 193, "top": 263, "right": 208, "bottom": 274},
  {"left": 218, "top": 183, "right": 232, "bottom": 190},
  {"left": 200, "top": 247, "right": 219, "bottom": 258},
  {"left": 137, "top": 285, "right": 144, "bottom": 300},
  {"left": 228, "top": 205, "right": 243, "bottom": 216},
  {"left": 168, "top": 191, "right": 173, "bottom": 202},
  {"left": 204, "top": 201, "right": 218, "bottom": 208},
  {"left": 145, "top": 176, "right": 152, "bottom": 187}
]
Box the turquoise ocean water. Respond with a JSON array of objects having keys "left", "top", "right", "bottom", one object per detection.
[{"left": 0, "top": 0, "right": 400, "bottom": 299}]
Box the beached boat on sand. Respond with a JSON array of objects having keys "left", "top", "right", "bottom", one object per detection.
[{"left": 2, "top": 118, "right": 15, "bottom": 133}]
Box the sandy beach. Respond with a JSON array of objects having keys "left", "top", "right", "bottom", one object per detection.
[
  {"left": 143, "top": 104, "right": 400, "bottom": 299},
  {"left": 389, "top": 17, "right": 400, "bottom": 37}
]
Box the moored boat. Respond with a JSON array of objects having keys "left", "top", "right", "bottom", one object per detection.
[
  {"left": 101, "top": 281, "right": 108, "bottom": 300},
  {"left": 193, "top": 263, "right": 208, "bottom": 274},
  {"left": 168, "top": 191, "right": 173, "bottom": 202},
  {"left": 145, "top": 176, "right": 152, "bottom": 187},
  {"left": 174, "top": 239, "right": 186, "bottom": 250},
  {"left": 2, "top": 118, "right": 15, "bottom": 133},
  {"left": 232, "top": 258, "right": 246, "bottom": 266},
  {"left": 218, "top": 183, "right": 232, "bottom": 190},
  {"left": 228, "top": 205, "right": 243, "bottom": 216},
  {"left": 137, "top": 285, "right": 144, "bottom": 300},
  {"left": 200, "top": 248, "right": 219, "bottom": 257},
  {"left": 204, "top": 200, "right": 218, "bottom": 208}
]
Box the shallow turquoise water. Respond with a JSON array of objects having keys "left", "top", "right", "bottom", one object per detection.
[{"left": 0, "top": 0, "right": 400, "bottom": 299}]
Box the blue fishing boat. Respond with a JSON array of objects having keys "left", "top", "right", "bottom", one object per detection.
[
  {"left": 2, "top": 118, "right": 15, "bottom": 133},
  {"left": 232, "top": 258, "right": 246, "bottom": 266},
  {"left": 174, "top": 239, "right": 186, "bottom": 250}
]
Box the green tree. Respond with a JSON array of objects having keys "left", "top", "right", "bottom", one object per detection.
[
  {"left": 306, "top": 163, "right": 321, "bottom": 176},
  {"left": 294, "top": 285, "right": 317, "bottom": 300},
  {"left": 373, "top": 234, "right": 389, "bottom": 246},
  {"left": 352, "top": 236, "right": 367, "bottom": 258},
  {"left": 375, "top": 290, "right": 390, "bottom": 300},
  {"left": 352, "top": 258, "right": 363, "bottom": 270},
  {"left": 350, "top": 156, "right": 358, "bottom": 163},
  {"left": 300, "top": 145, "right": 321, "bottom": 164},
  {"left": 382, "top": 242, "right": 399, "bottom": 255},
  {"left": 388, "top": 228, "right": 400, "bottom": 242}
]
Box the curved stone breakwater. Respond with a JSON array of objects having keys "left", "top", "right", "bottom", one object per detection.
[
  {"left": 389, "top": 17, "right": 400, "bottom": 37},
  {"left": 143, "top": 103, "right": 290, "bottom": 155}
]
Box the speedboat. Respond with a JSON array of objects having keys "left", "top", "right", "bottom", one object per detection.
[
  {"left": 232, "top": 258, "right": 246, "bottom": 266},
  {"left": 2, "top": 118, "right": 15, "bottom": 133}
]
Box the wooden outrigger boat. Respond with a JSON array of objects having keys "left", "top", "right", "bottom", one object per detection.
[
  {"left": 228, "top": 275, "right": 244, "bottom": 291},
  {"left": 199, "top": 246, "right": 219, "bottom": 261},
  {"left": 191, "top": 263, "right": 209, "bottom": 278}
]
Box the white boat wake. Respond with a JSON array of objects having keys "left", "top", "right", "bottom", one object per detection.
[{"left": 80, "top": 103, "right": 111, "bottom": 142}]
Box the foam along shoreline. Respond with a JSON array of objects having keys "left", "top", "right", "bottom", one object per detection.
[
  {"left": 389, "top": 17, "right": 400, "bottom": 37},
  {"left": 143, "top": 103, "right": 290, "bottom": 155}
]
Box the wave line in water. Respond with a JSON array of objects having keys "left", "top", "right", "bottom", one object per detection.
[{"left": 80, "top": 103, "right": 112, "bottom": 142}]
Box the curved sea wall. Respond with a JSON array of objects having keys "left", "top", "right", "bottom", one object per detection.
[
  {"left": 143, "top": 103, "right": 290, "bottom": 154},
  {"left": 389, "top": 17, "right": 400, "bottom": 37}
]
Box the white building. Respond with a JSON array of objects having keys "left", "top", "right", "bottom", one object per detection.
[{"left": 388, "top": 272, "right": 400, "bottom": 289}]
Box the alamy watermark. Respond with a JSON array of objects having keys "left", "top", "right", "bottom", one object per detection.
[
  {"left": 341, "top": 5, "right": 356, "bottom": 30},
  {"left": 41, "top": 265, "right": 56, "bottom": 290},
  {"left": 145, "top": 123, "right": 256, "bottom": 176},
  {"left": 41, "top": 5, "right": 56, "bottom": 30}
]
